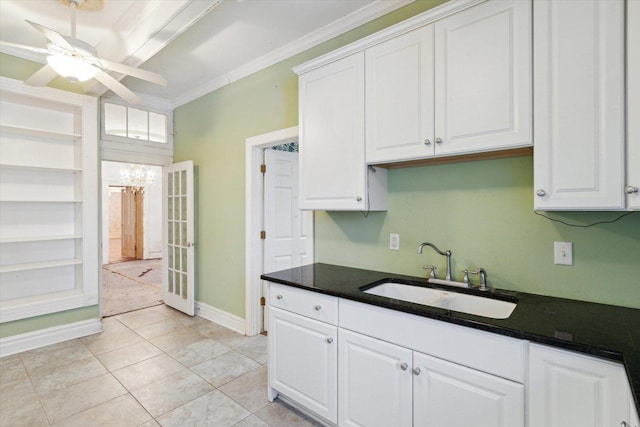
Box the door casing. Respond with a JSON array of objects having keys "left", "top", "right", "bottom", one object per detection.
[{"left": 245, "top": 126, "right": 312, "bottom": 336}]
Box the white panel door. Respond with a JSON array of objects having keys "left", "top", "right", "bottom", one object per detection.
[
  {"left": 338, "top": 328, "right": 412, "bottom": 427},
  {"left": 365, "top": 25, "right": 435, "bottom": 164},
  {"left": 269, "top": 307, "right": 337, "bottom": 423},
  {"left": 413, "top": 351, "right": 524, "bottom": 427},
  {"left": 628, "top": 0, "right": 640, "bottom": 210},
  {"left": 433, "top": 0, "right": 532, "bottom": 156},
  {"left": 163, "top": 161, "right": 195, "bottom": 316},
  {"left": 529, "top": 344, "right": 631, "bottom": 427},
  {"left": 263, "top": 149, "right": 313, "bottom": 273},
  {"left": 298, "top": 52, "right": 367, "bottom": 210},
  {"left": 533, "top": 0, "right": 625, "bottom": 210}
]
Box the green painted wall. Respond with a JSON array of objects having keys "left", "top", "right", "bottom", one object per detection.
[
  {"left": 0, "top": 53, "right": 99, "bottom": 339},
  {"left": 175, "top": 0, "right": 640, "bottom": 316},
  {"left": 315, "top": 157, "right": 640, "bottom": 308}
]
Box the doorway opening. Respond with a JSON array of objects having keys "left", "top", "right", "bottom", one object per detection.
[{"left": 101, "top": 160, "right": 163, "bottom": 316}]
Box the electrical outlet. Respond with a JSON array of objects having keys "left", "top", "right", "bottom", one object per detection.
[
  {"left": 554, "top": 242, "right": 573, "bottom": 265},
  {"left": 389, "top": 233, "right": 400, "bottom": 251}
]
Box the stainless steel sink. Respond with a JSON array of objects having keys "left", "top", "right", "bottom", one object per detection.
[{"left": 362, "top": 281, "right": 516, "bottom": 319}]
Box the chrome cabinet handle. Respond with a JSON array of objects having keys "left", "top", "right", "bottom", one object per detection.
[
  {"left": 435, "top": 137, "right": 443, "bottom": 144},
  {"left": 536, "top": 189, "right": 546, "bottom": 197},
  {"left": 400, "top": 362, "right": 408, "bottom": 371},
  {"left": 326, "top": 337, "right": 334, "bottom": 344},
  {"left": 413, "top": 367, "right": 421, "bottom": 375},
  {"left": 424, "top": 139, "right": 431, "bottom": 146},
  {"left": 620, "top": 421, "right": 629, "bottom": 427},
  {"left": 276, "top": 295, "right": 283, "bottom": 300},
  {"left": 314, "top": 305, "right": 322, "bottom": 311},
  {"left": 356, "top": 196, "right": 362, "bottom": 202},
  {"left": 625, "top": 186, "right": 639, "bottom": 194}
]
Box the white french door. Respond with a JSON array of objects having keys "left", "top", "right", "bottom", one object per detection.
[{"left": 163, "top": 161, "right": 195, "bottom": 316}]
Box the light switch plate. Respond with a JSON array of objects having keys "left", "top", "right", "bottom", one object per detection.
[
  {"left": 389, "top": 233, "right": 400, "bottom": 251},
  {"left": 554, "top": 242, "right": 573, "bottom": 265}
]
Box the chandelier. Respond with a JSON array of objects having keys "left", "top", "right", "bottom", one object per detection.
[{"left": 120, "top": 164, "right": 156, "bottom": 192}]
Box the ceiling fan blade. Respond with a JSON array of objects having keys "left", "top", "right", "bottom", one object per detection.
[
  {"left": 24, "top": 65, "right": 59, "bottom": 87},
  {"left": 0, "top": 40, "right": 49, "bottom": 55},
  {"left": 99, "top": 59, "right": 167, "bottom": 86},
  {"left": 26, "top": 20, "right": 73, "bottom": 51},
  {"left": 94, "top": 70, "right": 142, "bottom": 104}
]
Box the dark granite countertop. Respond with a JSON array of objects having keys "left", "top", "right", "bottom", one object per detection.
[{"left": 261, "top": 263, "right": 640, "bottom": 412}]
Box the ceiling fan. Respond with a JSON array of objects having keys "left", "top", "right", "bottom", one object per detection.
[{"left": 0, "top": 0, "right": 166, "bottom": 104}]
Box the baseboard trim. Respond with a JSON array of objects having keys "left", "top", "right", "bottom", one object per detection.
[
  {"left": 0, "top": 318, "right": 103, "bottom": 358},
  {"left": 195, "top": 301, "right": 246, "bottom": 335}
]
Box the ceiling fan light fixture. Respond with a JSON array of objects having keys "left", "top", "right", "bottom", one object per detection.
[{"left": 47, "top": 54, "right": 97, "bottom": 83}]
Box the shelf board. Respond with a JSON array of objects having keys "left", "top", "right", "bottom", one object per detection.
[
  {"left": 0, "top": 124, "right": 81, "bottom": 142},
  {"left": 0, "top": 235, "right": 82, "bottom": 244},
  {"left": 0, "top": 259, "right": 82, "bottom": 273},
  {"left": 0, "top": 199, "right": 82, "bottom": 204},
  {"left": 0, "top": 164, "right": 82, "bottom": 173}
]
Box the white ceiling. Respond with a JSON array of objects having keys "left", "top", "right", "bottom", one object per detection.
[{"left": 0, "top": 0, "right": 413, "bottom": 107}]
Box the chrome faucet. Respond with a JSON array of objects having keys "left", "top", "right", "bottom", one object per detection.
[
  {"left": 469, "top": 268, "right": 488, "bottom": 291},
  {"left": 417, "top": 242, "right": 452, "bottom": 280}
]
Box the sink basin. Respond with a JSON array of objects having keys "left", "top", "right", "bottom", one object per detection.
[{"left": 362, "top": 282, "right": 516, "bottom": 319}]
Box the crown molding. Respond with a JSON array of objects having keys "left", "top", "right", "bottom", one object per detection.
[{"left": 173, "top": 0, "right": 414, "bottom": 107}]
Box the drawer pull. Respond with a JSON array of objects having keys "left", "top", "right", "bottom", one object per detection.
[
  {"left": 314, "top": 305, "right": 322, "bottom": 311},
  {"left": 400, "top": 362, "right": 408, "bottom": 371},
  {"left": 276, "top": 295, "right": 283, "bottom": 300},
  {"left": 326, "top": 337, "right": 334, "bottom": 344},
  {"left": 413, "top": 367, "right": 421, "bottom": 375}
]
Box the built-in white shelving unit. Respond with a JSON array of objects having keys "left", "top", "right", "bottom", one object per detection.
[{"left": 0, "top": 77, "right": 99, "bottom": 323}]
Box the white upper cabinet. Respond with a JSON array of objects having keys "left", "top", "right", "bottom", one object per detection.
[
  {"left": 366, "top": 0, "right": 532, "bottom": 164},
  {"left": 433, "top": 0, "right": 532, "bottom": 156},
  {"left": 298, "top": 52, "right": 387, "bottom": 211},
  {"left": 365, "top": 26, "right": 435, "bottom": 164},
  {"left": 533, "top": 0, "right": 625, "bottom": 210},
  {"left": 627, "top": 0, "right": 640, "bottom": 210}
]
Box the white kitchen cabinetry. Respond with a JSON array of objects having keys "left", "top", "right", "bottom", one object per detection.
[
  {"left": 297, "top": 52, "right": 387, "bottom": 211},
  {"left": 432, "top": 0, "right": 531, "bottom": 157},
  {"left": 533, "top": 0, "right": 626, "bottom": 210},
  {"left": 529, "top": 343, "right": 636, "bottom": 427},
  {"left": 365, "top": 0, "right": 531, "bottom": 164},
  {"left": 268, "top": 283, "right": 338, "bottom": 424},
  {"left": 365, "top": 26, "right": 435, "bottom": 164},
  {"left": 414, "top": 352, "right": 523, "bottom": 427},
  {"left": 627, "top": 0, "right": 640, "bottom": 210},
  {"left": 338, "top": 329, "right": 412, "bottom": 427},
  {"left": 0, "top": 77, "right": 98, "bottom": 322}
]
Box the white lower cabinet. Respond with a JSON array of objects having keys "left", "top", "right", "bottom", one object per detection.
[
  {"left": 529, "top": 343, "right": 636, "bottom": 427},
  {"left": 268, "top": 284, "right": 637, "bottom": 427},
  {"left": 338, "top": 328, "right": 523, "bottom": 427},
  {"left": 414, "top": 352, "right": 523, "bottom": 427},
  {"left": 338, "top": 329, "right": 412, "bottom": 427},
  {"left": 268, "top": 307, "right": 337, "bottom": 423}
]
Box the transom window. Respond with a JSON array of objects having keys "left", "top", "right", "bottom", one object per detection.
[{"left": 103, "top": 102, "right": 169, "bottom": 143}]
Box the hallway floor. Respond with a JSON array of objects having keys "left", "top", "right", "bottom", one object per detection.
[{"left": 0, "top": 305, "right": 320, "bottom": 427}]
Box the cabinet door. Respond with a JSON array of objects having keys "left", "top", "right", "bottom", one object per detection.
[
  {"left": 269, "top": 307, "right": 337, "bottom": 423},
  {"left": 628, "top": 0, "right": 640, "bottom": 210},
  {"left": 533, "top": 0, "right": 625, "bottom": 210},
  {"left": 413, "top": 352, "right": 524, "bottom": 427},
  {"left": 365, "top": 25, "right": 435, "bottom": 164},
  {"left": 338, "top": 328, "right": 412, "bottom": 427},
  {"left": 529, "top": 344, "right": 631, "bottom": 427},
  {"left": 299, "top": 52, "right": 373, "bottom": 211},
  {"left": 433, "top": 0, "right": 532, "bottom": 156}
]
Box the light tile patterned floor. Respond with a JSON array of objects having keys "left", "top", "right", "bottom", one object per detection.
[{"left": 0, "top": 305, "right": 321, "bottom": 427}]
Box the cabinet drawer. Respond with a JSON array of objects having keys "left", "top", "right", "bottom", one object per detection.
[
  {"left": 339, "top": 299, "right": 525, "bottom": 383},
  {"left": 269, "top": 283, "right": 338, "bottom": 325}
]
